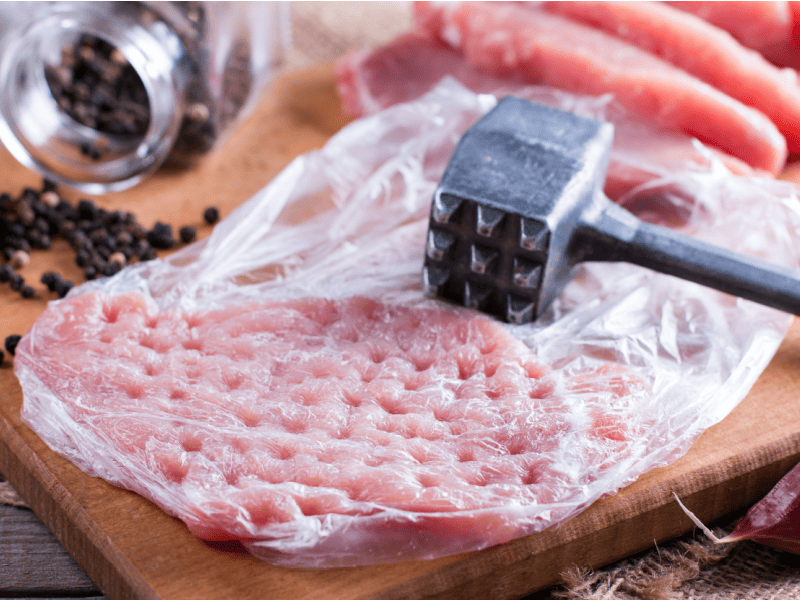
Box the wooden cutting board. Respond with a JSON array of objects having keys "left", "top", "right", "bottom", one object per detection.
[{"left": 2, "top": 62, "right": 800, "bottom": 600}]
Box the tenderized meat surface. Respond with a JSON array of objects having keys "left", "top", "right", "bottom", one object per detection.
[{"left": 17, "top": 291, "right": 643, "bottom": 563}]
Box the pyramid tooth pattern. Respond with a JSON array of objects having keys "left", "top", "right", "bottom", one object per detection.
[
  {"left": 506, "top": 295, "right": 535, "bottom": 324},
  {"left": 512, "top": 257, "right": 542, "bottom": 289},
  {"left": 520, "top": 217, "right": 549, "bottom": 252},
  {"left": 432, "top": 193, "right": 464, "bottom": 224},
  {"left": 476, "top": 205, "right": 506, "bottom": 237},
  {"left": 470, "top": 244, "right": 499, "bottom": 275},
  {"left": 422, "top": 264, "right": 450, "bottom": 296},
  {"left": 426, "top": 229, "right": 456, "bottom": 262},
  {"left": 464, "top": 280, "right": 491, "bottom": 310}
]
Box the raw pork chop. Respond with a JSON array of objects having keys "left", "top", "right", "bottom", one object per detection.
[
  {"left": 335, "top": 33, "right": 758, "bottom": 202},
  {"left": 16, "top": 291, "right": 644, "bottom": 565},
  {"left": 543, "top": 1, "right": 800, "bottom": 154},
  {"left": 413, "top": 2, "right": 787, "bottom": 174},
  {"left": 663, "top": 1, "right": 794, "bottom": 62}
]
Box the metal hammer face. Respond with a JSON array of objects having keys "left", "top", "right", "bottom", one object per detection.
[{"left": 423, "top": 96, "right": 614, "bottom": 324}]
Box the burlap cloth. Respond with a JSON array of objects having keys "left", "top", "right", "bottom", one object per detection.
[{"left": 3, "top": 3, "right": 800, "bottom": 598}]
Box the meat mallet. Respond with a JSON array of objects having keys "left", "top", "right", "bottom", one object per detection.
[{"left": 422, "top": 96, "right": 800, "bottom": 324}]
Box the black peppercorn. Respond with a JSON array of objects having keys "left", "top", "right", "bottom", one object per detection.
[
  {"left": 54, "top": 279, "right": 74, "bottom": 298},
  {"left": 41, "top": 271, "right": 59, "bottom": 291},
  {"left": 147, "top": 221, "right": 175, "bottom": 249},
  {"left": 179, "top": 225, "right": 196, "bottom": 244},
  {"left": 3, "top": 178, "right": 203, "bottom": 302},
  {"left": 9, "top": 273, "right": 24, "bottom": 291},
  {"left": 77, "top": 198, "right": 99, "bottom": 221},
  {"left": 203, "top": 206, "right": 219, "bottom": 225},
  {"left": 4, "top": 334, "right": 21, "bottom": 356}
]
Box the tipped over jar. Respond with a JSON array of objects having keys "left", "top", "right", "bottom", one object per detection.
[{"left": 0, "top": 1, "right": 291, "bottom": 193}]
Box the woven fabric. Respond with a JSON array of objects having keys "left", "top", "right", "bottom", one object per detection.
[{"left": 530, "top": 525, "right": 800, "bottom": 600}]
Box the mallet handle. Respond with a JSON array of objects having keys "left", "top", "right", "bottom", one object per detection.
[{"left": 577, "top": 199, "right": 800, "bottom": 315}]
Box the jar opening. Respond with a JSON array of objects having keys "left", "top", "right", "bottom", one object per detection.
[
  {"left": 43, "top": 33, "right": 152, "bottom": 162},
  {"left": 0, "top": 4, "right": 187, "bottom": 193}
]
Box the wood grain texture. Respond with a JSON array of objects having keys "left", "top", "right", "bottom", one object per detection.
[
  {"left": 0, "top": 503, "right": 101, "bottom": 597},
  {"left": 1, "top": 61, "right": 800, "bottom": 600}
]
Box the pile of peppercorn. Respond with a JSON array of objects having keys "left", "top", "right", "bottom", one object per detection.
[
  {"left": 0, "top": 179, "right": 220, "bottom": 366},
  {"left": 45, "top": 33, "right": 151, "bottom": 160},
  {"left": 44, "top": 3, "right": 220, "bottom": 166}
]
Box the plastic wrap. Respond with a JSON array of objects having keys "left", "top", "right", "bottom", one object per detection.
[{"left": 15, "top": 78, "right": 800, "bottom": 568}]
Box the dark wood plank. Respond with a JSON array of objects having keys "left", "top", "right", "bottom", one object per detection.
[{"left": 0, "top": 503, "right": 104, "bottom": 597}]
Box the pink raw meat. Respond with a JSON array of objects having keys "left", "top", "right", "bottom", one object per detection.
[
  {"left": 543, "top": 1, "right": 800, "bottom": 155},
  {"left": 335, "top": 32, "right": 758, "bottom": 202},
  {"left": 16, "top": 291, "right": 644, "bottom": 565},
  {"left": 413, "top": 1, "right": 787, "bottom": 175},
  {"left": 335, "top": 33, "right": 515, "bottom": 116},
  {"left": 663, "top": 1, "right": 794, "bottom": 63}
]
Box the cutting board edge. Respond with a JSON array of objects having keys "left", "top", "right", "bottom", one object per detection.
[
  {"left": 0, "top": 413, "right": 158, "bottom": 600},
  {"left": 369, "top": 433, "right": 800, "bottom": 600},
  {"left": 3, "top": 388, "right": 800, "bottom": 600}
]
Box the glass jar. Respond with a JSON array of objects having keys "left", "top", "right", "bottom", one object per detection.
[{"left": 0, "top": 1, "right": 291, "bottom": 193}]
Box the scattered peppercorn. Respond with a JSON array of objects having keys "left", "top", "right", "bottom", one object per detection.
[
  {"left": 108, "top": 251, "right": 126, "bottom": 268},
  {"left": 2, "top": 180, "right": 215, "bottom": 300},
  {"left": 9, "top": 273, "right": 24, "bottom": 291},
  {"left": 40, "top": 190, "right": 60, "bottom": 208},
  {"left": 147, "top": 221, "right": 175, "bottom": 250},
  {"left": 203, "top": 206, "right": 220, "bottom": 225},
  {"left": 179, "top": 225, "right": 196, "bottom": 244},
  {"left": 5, "top": 334, "right": 21, "bottom": 356},
  {"left": 41, "top": 271, "right": 58, "bottom": 291},
  {"left": 9, "top": 249, "right": 29, "bottom": 269},
  {"left": 54, "top": 278, "right": 74, "bottom": 298}
]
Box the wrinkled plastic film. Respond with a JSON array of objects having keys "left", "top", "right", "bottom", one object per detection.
[{"left": 15, "top": 79, "right": 800, "bottom": 567}]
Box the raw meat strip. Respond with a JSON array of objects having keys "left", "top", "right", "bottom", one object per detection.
[
  {"left": 17, "top": 291, "right": 645, "bottom": 565},
  {"left": 663, "top": 1, "right": 793, "bottom": 60},
  {"left": 336, "top": 33, "right": 758, "bottom": 202},
  {"left": 335, "top": 33, "right": 515, "bottom": 116},
  {"left": 413, "top": 2, "right": 788, "bottom": 175},
  {"left": 543, "top": 1, "right": 800, "bottom": 155}
]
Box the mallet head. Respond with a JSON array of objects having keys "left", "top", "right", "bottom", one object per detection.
[{"left": 422, "top": 96, "right": 614, "bottom": 323}]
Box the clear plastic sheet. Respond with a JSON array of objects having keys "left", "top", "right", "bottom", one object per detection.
[{"left": 15, "top": 79, "right": 800, "bottom": 568}]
